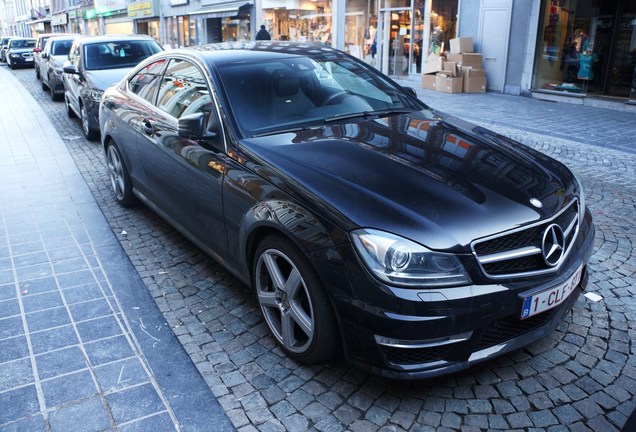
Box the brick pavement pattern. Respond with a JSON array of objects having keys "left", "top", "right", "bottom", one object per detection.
[{"left": 5, "top": 65, "right": 636, "bottom": 432}]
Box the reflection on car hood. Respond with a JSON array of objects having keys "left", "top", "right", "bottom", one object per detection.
[
  {"left": 240, "top": 110, "right": 577, "bottom": 250},
  {"left": 84, "top": 68, "right": 134, "bottom": 91},
  {"left": 9, "top": 48, "right": 33, "bottom": 54}
]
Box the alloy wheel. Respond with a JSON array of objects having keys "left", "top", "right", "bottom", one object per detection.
[
  {"left": 255, "top": 248, "right": 315, "bottom": 354},
  {"left": 106, "top": 145, "right": 125, "bottom": 202}
]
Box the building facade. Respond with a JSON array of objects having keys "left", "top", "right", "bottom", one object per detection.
[{"left": 1, "top": 0, "right": 634, "bottom": 105}]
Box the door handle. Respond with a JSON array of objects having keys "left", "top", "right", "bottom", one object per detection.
[
  {"left": 141, "top": 119, "right": 153, "bottom": 135},
  {"left": 485, "top": 57, "right": 496, "bottom": 61}
]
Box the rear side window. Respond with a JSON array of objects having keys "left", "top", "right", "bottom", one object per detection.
[
  {"left": 128, "top": 59, "right": 168, "bottom": 104},
  {"left": 156, "top": 59, "right": 213, "bottom": 119}
]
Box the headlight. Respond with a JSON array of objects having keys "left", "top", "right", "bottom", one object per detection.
[
  {"left": 351, "top": 228, "right": 471, "bottom": 287},
  {"left": 53, "top": 68, "right": 63, "bottom": 76},
  {"left": 10, "top": 54, "right": 20, "bottom": 59},
  {"left": 88, "top": 89, "right": 104, "bottom": 102}
]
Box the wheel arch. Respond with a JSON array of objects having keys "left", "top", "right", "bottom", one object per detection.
[{"left": 239, "top": 199, "right": 346, "bottom": 290}]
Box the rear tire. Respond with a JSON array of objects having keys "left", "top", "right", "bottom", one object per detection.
[
  {"left": 105, "top": 140, "right": 136, "bottom": 207},
  {"left": 253, "top": 234, "right": 340, "bottom": 364},
  {"left": 41, "top": 78, "right": 48, "bottom": 91}
]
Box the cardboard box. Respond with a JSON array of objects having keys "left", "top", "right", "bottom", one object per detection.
[
  {"left": 421, "top": 74, "right": 437, "bottom": 90},
  {"left": 422, "top": 53, "right": 445, "bottom": 75},
  {"left": 436, "top": 73, "right": 462, "bottom": 94},
  {"left": 462, "top": 67, "right": 487, "bottom": 93},
  {"left": 450, "top": 37, "right": 473, "bottom": 54},
  {"left": 447, "top": 53, "right": 483, "bottom": 68},
  {"left": 442, "top": 61, "right": 460, "bottom": 77}
]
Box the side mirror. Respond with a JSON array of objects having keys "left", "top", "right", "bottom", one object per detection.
[
  {"left": 41, "top": 52, "right": 48, "bottom": 59},
  {"left": 178, "top": 112, "right": 218, "bottom": 140},
  {"left": 62, "top": 61, "right": 78, "bottom": 74}
]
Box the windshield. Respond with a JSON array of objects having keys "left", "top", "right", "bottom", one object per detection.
[
  {"left": 84, "top": 41, "right": 162, "bottom": 71},
  {"left": 10, "top": 39, "right": 35, "bottom": 49},
  {"left": 217, "top": 56, "right": 426, "bottom": 137}
]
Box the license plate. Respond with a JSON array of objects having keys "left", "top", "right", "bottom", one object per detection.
[{"left": 521, "top": 265, "right": 583, "bottom": 319}]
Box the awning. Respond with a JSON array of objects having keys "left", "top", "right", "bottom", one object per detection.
[
  {"left": 27, "top": 17, "right": 51, "bottom": 25},
  {"left": 190, "top": 1, "right": 253, "bottom": 18}
]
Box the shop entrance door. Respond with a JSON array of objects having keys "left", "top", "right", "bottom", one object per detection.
[{"left": 377, "top": 8, "right": 412, "bottom": 77}]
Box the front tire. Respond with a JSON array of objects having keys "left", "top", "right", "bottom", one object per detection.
[
  {"left": 49, "top": 77, "right": 61, "bottom": 101},
  {"left": 80, "top": 103, "right": 98, "bottom": 141},
  {"left": 35, "top": 65, "right": 40, "bottom": 79},
  {"left": 253, "top": 234, "right": 340, "bottom": 364},
  {"left": 65, "top": 93, "right": 76, "bottom": 118},
  {"left": 106, "top": 141, "right": 136, "bottom": 207}
]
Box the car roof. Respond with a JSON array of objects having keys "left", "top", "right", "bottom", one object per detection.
[
  {"left": 158, "top": 41, "right": 345, "bottom": 67},
  {"left": 74, "top": 34, "right": 158, "bottom": 45}
]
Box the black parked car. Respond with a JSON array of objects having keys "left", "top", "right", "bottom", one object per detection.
[
  {"left": 99, "top": 42, "right": 595, "bottom": 379},
  {"left": 63, "top": 34, "right": 162, "bottom": 140},
  {"left": 6, "top": 37, "right": 36, "bottom": 69}
]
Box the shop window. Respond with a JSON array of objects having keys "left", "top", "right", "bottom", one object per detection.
[
  {"left": 263, "top": 0, "right": 333, "bottom": 44},
  {"left": 533, "top": 0, "right": 636, "bottom": 98}
]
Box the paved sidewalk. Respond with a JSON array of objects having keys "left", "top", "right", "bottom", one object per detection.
[
  {"left": 0, "top": 68, "right": 234, "bottom": 430},
  {"left": 395, "top": 77, "right": 636, "bottom": 154}
]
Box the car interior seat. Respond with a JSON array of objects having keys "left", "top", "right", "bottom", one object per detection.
[{"left": 271, "top": 68, "right": 316, "bottom": 124}]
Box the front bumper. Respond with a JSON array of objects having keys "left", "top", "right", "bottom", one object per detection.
[
  {"left": 9, "top": 55, "right": 34, "bottom": 66},
  {"left": 332, "top": 209, "right": 595, "bottom": 379}
]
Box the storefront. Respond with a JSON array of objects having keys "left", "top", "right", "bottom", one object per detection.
[
  {"left": 375, "top": 0, "right": 457, "bottom": 78},
  {"left": 189, "top": 1, "right": 253, "bottom": 44},
  {"left": 532, "top": 0, "right": 636, "bottom": 102},
  {"left": 128, "top": 0, "right": 161, "bottom": 42},
  {"left": 67, "top": 8, "right": 101, "bottom": 35},
  {"left": 51, "top": 13, "right": 69, "bottom": 33},
  {"left": 261, "top": 0, "right": 333, "bottom": 43}
]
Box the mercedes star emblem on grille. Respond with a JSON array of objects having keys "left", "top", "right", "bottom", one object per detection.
[{"left": 542, "top": 223, "right": 565, "bottom": 267}]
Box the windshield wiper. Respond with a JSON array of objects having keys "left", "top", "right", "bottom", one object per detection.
[
  {"left": 324, "top": 108, "right": 415, "bottom": 123},
  {"left": 252, "top": 124, "right": 320, "bottom": 138}
]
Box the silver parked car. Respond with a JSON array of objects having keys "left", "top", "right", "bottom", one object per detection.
[{"left": 40, "top": 35, "right": 78, "bottom": 101}]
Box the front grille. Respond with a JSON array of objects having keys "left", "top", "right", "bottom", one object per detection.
[
  {"left": 380, "top": 345, "right": 449, "bottom": 365},
  {"left": 472, "top": 200, "right": 579, "bottom": 278},
  {"left": 474, "top": 308, "right": 558, "bottom": 351}
]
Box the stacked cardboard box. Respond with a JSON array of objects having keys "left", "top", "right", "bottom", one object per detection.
[{"left": 420, "top": 37, "right": 487, "bottom": 94}]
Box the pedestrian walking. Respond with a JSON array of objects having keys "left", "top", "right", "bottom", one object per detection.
[{"left": 255, "top": 25, "right": 271, "bottom": 41}]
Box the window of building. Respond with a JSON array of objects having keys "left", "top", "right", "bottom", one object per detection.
[
  {"left": 262, "top": 0, "right": 333, "bottom": 44},
  {"left": 533, "top": 0, "right": 636, "bottom": 98}
]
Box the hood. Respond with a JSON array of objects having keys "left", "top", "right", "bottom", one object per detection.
[
  {"left": 84, "top": 67, "right": 133, "bottom": 91},
  {"left": 239, "top": 110, "right": 578, "bottom": 251}
]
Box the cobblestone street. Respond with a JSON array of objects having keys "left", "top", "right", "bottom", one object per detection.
[{"left": 6, "top": 64, "right": 636, "bottom": 431}]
